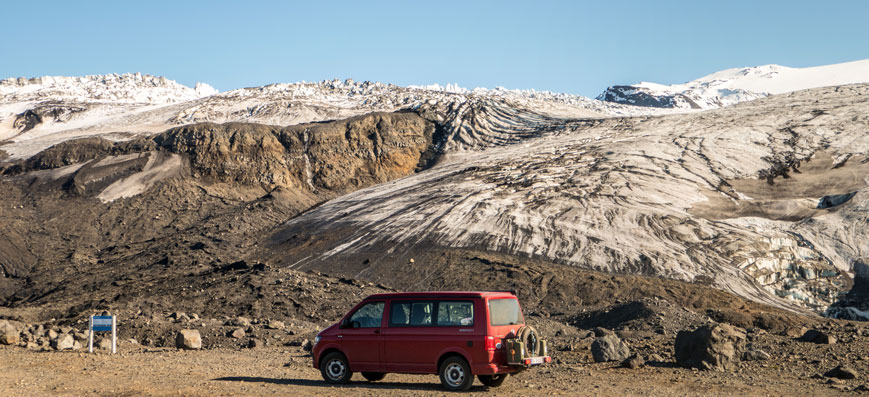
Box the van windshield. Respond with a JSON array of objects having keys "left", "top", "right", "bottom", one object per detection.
[{"left": 489, "top": 298, "right": 524, "bottom": 326}]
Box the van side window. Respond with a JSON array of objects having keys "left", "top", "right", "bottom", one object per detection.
[
  {"left": 436, "top": 301, "right": 474, "bottom": 326},
  {"left": 348, "top": 302, "right": 384, "bottom": 328},
  {"left": 389, "top": 301, "right": 433, "bottom": 326}
]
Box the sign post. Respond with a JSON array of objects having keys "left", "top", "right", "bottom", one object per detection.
[{"left": 89, "top": 315, "right": 117, "bottom": 354}]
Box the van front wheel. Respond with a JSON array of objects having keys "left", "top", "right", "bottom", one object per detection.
[
  {"left": 439, "top": 356, "right": 473, "bottom": 391},
  {"left": 320, "top": 352, "right": 352, "bottom": 384},
  {"left": 478, "top": 373, "right": 509, "bottom": 387}
]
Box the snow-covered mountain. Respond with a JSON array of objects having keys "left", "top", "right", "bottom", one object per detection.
[
  {"left": 598, "top": 59, "right": 869, "bottom": 109},
  {"left": 0, "top": 74, "right": 664, "bottom": 160}
]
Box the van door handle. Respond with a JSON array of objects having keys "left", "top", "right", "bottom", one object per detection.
[{"left": 374, "top": 329, "right": 381, "bottom": 334}]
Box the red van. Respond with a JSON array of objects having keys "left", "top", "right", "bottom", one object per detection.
[{"left": 311, "top": 291, "right": 550, "bottom": 391}]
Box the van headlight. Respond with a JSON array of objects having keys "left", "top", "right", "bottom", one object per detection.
[{"left": 314, "top": 335, "right": 321, "bottom": 346}]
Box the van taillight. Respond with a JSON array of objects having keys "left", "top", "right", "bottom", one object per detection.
[{"left": 485, "top": 336, "right": 497, "bottom": 351}]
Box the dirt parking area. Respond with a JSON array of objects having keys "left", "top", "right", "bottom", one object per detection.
[{"left": 0, "top": 345, "right": 859, "bottom": 396}]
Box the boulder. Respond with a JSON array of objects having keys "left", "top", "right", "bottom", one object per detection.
[
  {"left": 590, "top": 334, "right": 630, "bottom": 362},
  {"left": 176, "top": 329, "right": 202, "bottom": 350},
  {"left": 675, "top": 324, "right": 746, "bottom": 371},
  {"left": 0, "top": 320, "right": 20, "bottom": 345},
  {"left": 799, "top": 329, "right": 837, "bottom": 344},
  {"left": 51, "top": 334, "right": 74, "bottom": 350},
  {"left": 824, "top": 365, "right": 857, "bottom": 380}
]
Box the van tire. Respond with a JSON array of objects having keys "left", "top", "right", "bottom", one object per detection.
[
  {"left": 362, "top": 372, "right": 386, "bottom": 381},
  {"left": 320, "top": 352, "right": 352, "bottom": 384},
  {"left": 478, "top": 373, "right": 509, "bottom": 387},
  {"left": 439, "top": 356, "right": 473, "bottom": 391}
]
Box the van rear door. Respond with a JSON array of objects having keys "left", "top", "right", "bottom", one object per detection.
[{"left": 485, "top": 297, "right": 525, "bottom": 362}]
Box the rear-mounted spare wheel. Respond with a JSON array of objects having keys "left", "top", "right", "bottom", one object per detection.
[{"left": 517, "top": 325, "right": 541, "bottom": 357}]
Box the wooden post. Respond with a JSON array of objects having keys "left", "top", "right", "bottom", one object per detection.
[{"left": 88, "top": 315, "right": 94, "bottom": 353}]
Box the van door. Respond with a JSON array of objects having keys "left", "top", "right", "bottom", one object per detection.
[
  {"left": 338, "top": 301, "right": 385, "bottom": 372},
  {"left": 382, "top": 300, "right": 438, "bottom": 373},
  {"left": 383, "top": 300, "right": 478, "bottom": 374}
]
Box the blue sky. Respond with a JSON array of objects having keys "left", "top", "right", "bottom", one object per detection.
[{"left": 2, "top": 1, "right": 867, "bottom": 97}]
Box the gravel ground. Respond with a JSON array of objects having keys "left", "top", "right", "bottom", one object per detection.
[{"left": 0, "top": 344, "right": 863, "bottom": 396}]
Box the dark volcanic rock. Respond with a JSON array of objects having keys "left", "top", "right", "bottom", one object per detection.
[
  {"left": 798, "top": 329, "right": 837, "bottom": 344},
  {"left": 675, "top": 324, "right": 746, "bottom": 371}
]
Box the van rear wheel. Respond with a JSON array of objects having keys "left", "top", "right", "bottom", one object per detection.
[
  {"left": 439, "top": 356, "right": 473, "bottom": 391},
  {"left": 362, "top": 372, "right": 386, "bottom": 381},
  {"left": 320, "top": 352, "right": 352, "bottom": 384},
  {"left": 478, "top": 373, "right": 509, "bottom": 387}
]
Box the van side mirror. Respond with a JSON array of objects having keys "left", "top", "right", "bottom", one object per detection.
[{"left": 340, "top": 318, "right": 349, "bottom": 329}]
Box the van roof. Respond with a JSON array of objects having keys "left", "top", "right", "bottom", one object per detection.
[{"left": 364, "top": 291, "right": 517, "bottom": 300}]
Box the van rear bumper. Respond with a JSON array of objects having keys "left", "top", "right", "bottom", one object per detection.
[{"left": 472, "top": 363, "right": 520, "bottom": 375}]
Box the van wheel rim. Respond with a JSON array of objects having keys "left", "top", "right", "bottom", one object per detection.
[
  {"left": 445, "top": 363, "right": 465, "bottom": 386},
  {"left": 327, "top": 359, "right": 346, "bottom": 379}
]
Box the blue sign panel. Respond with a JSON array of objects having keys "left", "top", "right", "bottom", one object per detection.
[{"left": 92, "top": 316, "right": 113, "bottom": 332}]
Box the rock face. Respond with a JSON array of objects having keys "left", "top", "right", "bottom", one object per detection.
[
  {"left": 590, "top": 334, "right": 631, "bottom": 362},
  {"left": 675, "top": 324, "right": 746, "bottom": 371},
  {"left": 153, "top": 112, "right": 438, "bottom": 195},
  {"left": 0, "top": 320, "right": 19, "bottom": 345},
  {"left": 176, "top": 330, "right": 202, "bottom": 350}
]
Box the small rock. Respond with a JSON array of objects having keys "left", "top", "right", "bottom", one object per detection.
[
  {"left": 784, "top": 326, "right": 808, "bottom": 338},
  {"left": 824, "top": 365, "right": 857, "bottom": 380},
  {"left": 52, "top": 334, "right": 74, "bottom": 350},
  {"left": 591, "top": 334, "right": 630, "bottom": 362},
  {"left": 176, "top": 329, "right": 202, "bottom": 350},
  {"left": 25, "top": 342, "right": 38, "bottom": 349},
  {"left": 248, "top": 338, "right": 262, "bottom": 349},
  {"left": 266, "top": 320, "right": 285, "bottom": 330},
  {"left": 60, "top": 326, "right": 73, "bottom": 334},
  {"left": 72, "top": 340, "right": 82, "bottom": 350},
  {"left": 126, "top": 338, "right": 139, "bottom": 345},
  {"left": 648, "top": 353, "right": 665, "bottom": 362},
  {"left": 0, "top": 320, "right": 20, "bottom": 345},
  {"left": 621, "top": 354, "right": 645, "bottom": 369},
  {"left": 229, "top": 328, "right": 246, "bottom": 339},
  {"left": 232, "top": 317, "right": 251, "bottom": 327},
  {"left": 302, "top": 339, "right": 313, "bottom": 352},
  {"left": 47, "top": 329, "right": 59, "bottom": 340},
  {"left": 74, "top": 332, "right": 88, "bottom": 342},
  {"left": 743, "top": 345, "right": 771, "bottom": 361},
  {"left": 592, "top": 327, "right": 615, "bottom": 337},
  {"left": 97, "top": 337, "right": 113, "bottom": 350},
  {"left": 799, "top": 329, "right": 837, "bottom": 344}
]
